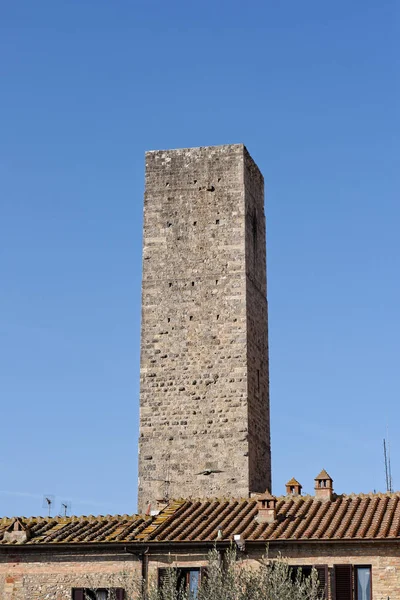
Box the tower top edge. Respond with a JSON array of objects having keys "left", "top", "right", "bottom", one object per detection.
[
  {"left": 145, "top": 143, "right": 245, "bottom": 155},
  {"left": 145, "top": 144, "right": 263, "bottom": 180}
]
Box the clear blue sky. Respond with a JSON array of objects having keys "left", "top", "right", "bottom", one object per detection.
[{"left": 1, "top": 1, "right": 399, "bottom": 517}]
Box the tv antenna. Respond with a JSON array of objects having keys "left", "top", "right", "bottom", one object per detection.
[
  {"left": 384, "top": 435, "right": 393, "bottom": 493},
  {"left": 60, "top": 501, "right": 72, "bottom": 517},
  {"left": 42, "top": 495, "right": 55, "bottom": 517}
]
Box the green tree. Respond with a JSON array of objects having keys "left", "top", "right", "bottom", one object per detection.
[
  {"left": 152, "top": 548, "right": 324, "bottom": 600},
  {"left": 61, "top": 548, "right": 323, "bottom": 600}
]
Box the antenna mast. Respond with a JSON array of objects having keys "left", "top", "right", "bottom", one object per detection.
[
  {"left": 60, "top": 501, "right": 72, "bottom": 517},
  {"left": 42, "top": 495, "right": 55, "bottom": 517},
  {"left": 384, "top": 437, "right": 393, "bottom": 493}
]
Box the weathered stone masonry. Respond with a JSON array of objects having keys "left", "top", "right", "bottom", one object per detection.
[
  {"left": 3, "top": 544, "right": 400, "bottom": 600},
  {"left": 150, "top": 544, "right": 400, "bottom": 600},
  {"left": 0, "top": 550, "right": 141, "bottom": 600},
  {"left": 138, "top": 144, "right": 271, "bottom": 512}
]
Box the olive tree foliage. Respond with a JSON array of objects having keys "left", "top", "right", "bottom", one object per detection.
[
  {"left": 65, "top": 547, "right": 323, "bottom": 600},
  {"left": 148, "top": 548, "right": 324, "bottom": 600}
]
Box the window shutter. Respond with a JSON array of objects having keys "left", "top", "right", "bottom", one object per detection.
[
  {"left": 72, "top": 590, "right": 85, "bottom": 600},
  {"left": 334, "top": 565, "right": 352, "bottom": 600},
  {"left": 114, "top": 589, "right": 125, "bottom": 600},
  {"left": 200, "top": 567, "right": 208, "bottom": 584},
  {"left": 158, "top": 568, "right": 168, "bottom": 588},
  {"left": 316, "top": 566, "right": 328, "bottom": 597}
]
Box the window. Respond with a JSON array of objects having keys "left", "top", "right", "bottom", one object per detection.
[
  {"left": 290, "top": 565, "right": 327, "bottom": 597},
  {"left": 334, "top": 565, "right": 372, "bottom": 600},
  {"left": 355, "top": 567, "right": 371, "bottom": 600},
  {"left": 158, "top": 568, "right": 205, "bottom": 599},
  {"left": 188, "top": 571, "right": 200, "bottom": 598},
  {"left": 72, "top": 590, "right": 125, "bottom": 600}
]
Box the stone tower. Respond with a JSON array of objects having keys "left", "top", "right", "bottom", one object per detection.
[{"left": 138, "top": 144, "right": 270, "bottom": 513}]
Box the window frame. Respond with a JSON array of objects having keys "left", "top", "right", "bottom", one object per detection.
[
  {"left": 158, "top": 566, "right": 205, "bottom": 598},
  {"left": 354, "top": 565, "right": 372, "bottom": 600},
  {"left": 333, "top": 564, "right": 372, "bottom": 600},
  {"left": 289, "top": 564, "right": 328, "bottom": 596}
]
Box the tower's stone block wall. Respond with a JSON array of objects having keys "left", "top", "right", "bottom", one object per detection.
[{"left": 138, "top": 144, "right": 270, "bottom": 513}]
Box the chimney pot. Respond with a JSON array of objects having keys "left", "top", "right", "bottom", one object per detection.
[
  {"left": 314, "top": 469, "right": 334, "bottom": 502},
  {"left": 285, "top": 477, "right": 302, "bottom": 496},
  {"left": 255, "top": 490, "right": 277, "bottom": 523}
]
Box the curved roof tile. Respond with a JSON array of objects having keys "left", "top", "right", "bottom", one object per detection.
[{"left": 1, "top": 492, "right": 400, "bottom": 545}]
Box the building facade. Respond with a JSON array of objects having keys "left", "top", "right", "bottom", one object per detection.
[
  {"left": 1, "top": 478, "right": 399, "bottom": 599},
  {"left": 138, "top": 145, "right": 271, "bottom": 512}
]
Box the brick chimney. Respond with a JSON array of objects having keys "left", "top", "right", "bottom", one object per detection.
[
  {"left": 255, "top": 491, "right": 277, "bottom": 523},
  {"left": 286, "top": 477, "right": 302, "bottom": 496},
  {"left": 314, "top": 469, "right": 333, "bottom": 502}
]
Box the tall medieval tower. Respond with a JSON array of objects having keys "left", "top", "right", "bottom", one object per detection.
[{"left": 138, "top": 144, "right": 270, "bottom": 513}]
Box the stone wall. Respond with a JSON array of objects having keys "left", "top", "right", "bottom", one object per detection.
[
  {"left": 1, "top": 543, "right": 398, "bottom": 599},
  {"left": 243, "top": 147, "right": 270, "bottom": 494},
  {"left": 148, "top": 543, "right": 400, "bottom": 600},
  {"left": 138, "top": 144, "right": 271, "bottom": 512},
  {"left": 268, "top": 543, "right": 400, "bottom": 600},
  {"left": 0, "top": 550, "right": 141, "bottom": 599}
]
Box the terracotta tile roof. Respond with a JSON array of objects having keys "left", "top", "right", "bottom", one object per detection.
[
  {"left": 1, "top": 492, "right": 400, "bottom": 546},
  {"left": 0, "top": 514, "right": 151, "bottom": 545},
  {"left": 137, "top": 492, "right": 400, "bottom": 543}
]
